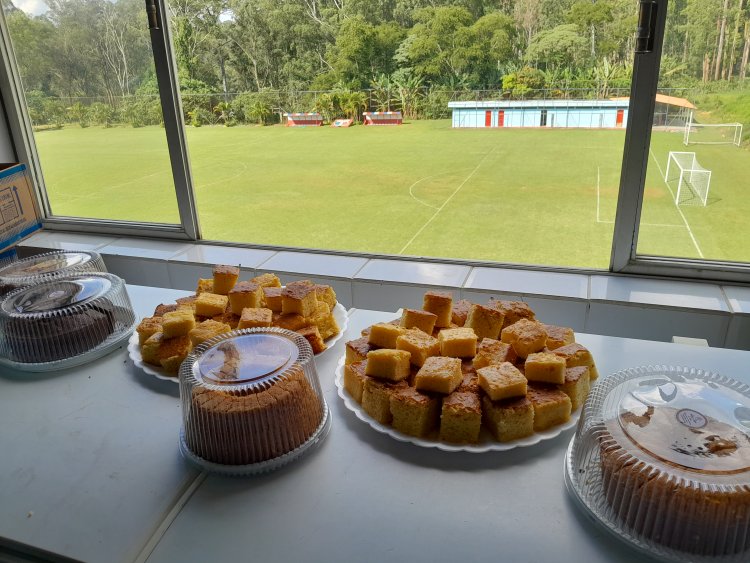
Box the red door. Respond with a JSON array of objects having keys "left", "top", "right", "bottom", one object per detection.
[
  {"left": 485, "top": 111, "right": 492, "bottom": 127},
  {"left": 497, "top": 110, "right": 504, "bottom": 127},
  {"left": 616, "top": 109, "right": 624, "bottom": 127}
]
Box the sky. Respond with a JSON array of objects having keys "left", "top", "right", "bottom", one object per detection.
[{"left": 14, "top": 0, "right": 48, "bottom": 16}]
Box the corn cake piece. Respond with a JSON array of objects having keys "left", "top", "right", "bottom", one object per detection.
[
  {"left": 281, "top": 281, "right": 318, "bottom": 318},
  {"left": 142, "top": 333, "right": 191, "bottom": 373},
  {"left": 414, "top": 356, "right": 463, "bottom": 394},
  {"left": 500, "top": 319, "right": 547, "bottom": 359},
  {"left": 542, "top": 324, "right": 575, "bottom": 350},
  {"left": 195, "top": 293, "right": 229, "bottom": 317},
  {"left": 272, "top": 312, "right": 307, "bottom": 331},
  {"left": 228, "top": 281, "right": 262, "bottom": 314},
  {"left": 396, "top": 330, "right": 440, "bottom": 367},
  {"left": 559, "top": 366, "right": 591, "bottom": 410},
  {"left": 361, "top": 319, "right": 399, "bottom": 338},
  {"left": 344, "top": 361, "right": 368, "bottom": 403},
  {"left": 176, "top": 296, "right": 197, "bottom": 311},
  {"left": 189, "top": 319, "right": 231, "bottom": 347},
  {"left": 423, "top": 291, "right": 453, "bottom": 328},
  {"left": 550, "top": 343, "right": 597, "bottom": 380},
  {"left": 153, "top": 303, "right": 178, "bottom": 317},
  {"left": 457, "top": 372, "right": 480, "bottom": 394},
  {"left": 473, "top": 338, "right": 517, "bottom": 370},
  {"left": 251, "top": 272, "right": 281, "bottom": 288},
  {"left": 141, "top": 332, "right": 164, "bottom": 365},
  {"left": 314, "top": 284, "right": 337, "bottom": 310},
  {"left": 525, "top": 352, "right": 566, "bottom": 385},
  {"left": 488, "top": 299, "right": 536, "bottom": 329},
  {"left": 390, "top": 387, "right": 441, "bottom": 438},
  {"left": 465, "top": 304, "right": 505, "bottom": 341},
  {"left": 307, "top": 300, "right": 339, "bottom": 340},
  {"left": 527, "top": 384, "right": 572, "bottom": 431},
  {"left": 361, "top": 377, "right": 408, "bottom": 424},
  {"left": 238, "top": 307, "right": 273, "bottom": 329},
  {"left": 196, "top": 278, "right": 213, "bottom": 295},
  {"left": 438, "top": 327, "right": 478, "bottom": 358},
  {"left": 213, "top": 311, "right": 240, "bottom": 329},
  {"left": 477, "top": 363, "right": 527, "bottom": 401},
  {"left": 161, "top": 309, "right": 196, "bottom": 338},
  {"left": 296, "top": 325, "right": 326, "bottom": 354},
  {"left": 482, "top": 396, "right": 534, "bottom": 442},
  {"left": 440, "top": 392, "right": 482, "bottom": 443},
  {"left": 451, "top": 299, "right": 472, "bottom": 327},
  {"left": 262, "top": 286, "right": 283, "bottom": 311},
  {"left": 212, "top": 264, "right": 239, "bottom": 295},
  {"left": 137, "top": 316, "right": 163, "bottom": 346},
  {"left": 365, "top": 349, "right": 411, "bottom": 382},
  {"left": 400, "top": 308, "right": 438, "bottom": 334},
  {"left": 368, "top": 322, "right": 405, "bottom": 349},
  {"left": 346, "top": 337, "right": 374, "bottom": 365}
]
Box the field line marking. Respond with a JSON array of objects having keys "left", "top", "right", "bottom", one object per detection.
[
  {"left": 407, "top": 175, "right": 440, "bottom": 210},
  {"left": 649, "top": 148, "right": 704, "bottom": 258},
  {"left": 398, "top": 147, "right": 496, "bottom": 255}
]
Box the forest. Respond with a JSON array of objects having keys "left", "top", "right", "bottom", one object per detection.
[{"left": 4, "top": 0, "right": 750, "bottom": 127}]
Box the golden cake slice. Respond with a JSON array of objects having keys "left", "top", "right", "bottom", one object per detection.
[
  {"left": 281, "top": 281, "right": 318, "bottom": 317},
  {"left": 488, "top": 299, "right": 536, "bottom": 328},
  {"left": 414, "top": 356, "right": 463, "bottom": 394},
  {"left": 306, "top": 300, "right": 339, "bottom": 340},
  {"left": 344, "top": 360, "right": 368, "bottom": 403},
  {"left": 527, "top": 384, "right": 572, "bottom": 431},
  {"left": 524, "top": 352, "right": 567, "bottom": 384},
  {"left": 361, "top": 377, "right": 408, "bottom": 424},
  {"left": 558, "top": 366, "right": 591, "bottom": 410},
  {"left": 297, "top": 325, "right": 326, "bottom": 354},
  {"left": 365, "top": 349, "right": 411, "bottom": 382},
  {"left": 142, "top": 333, "right": 191, "bottom": 374},
  {"left": 189, "top": 319, "right": 231, "bottom": 347},
  {"left": 251, "top": 272, "right": 281, "bottom": 288},
  {"left": 400, "top": 308, "right": 438, "bottom": 334},
  {"left": 141, "top": 332, "right": 164, "bottom": 365},
  {"left": 395, "top": 330, "right": 440, "bottom": 367},
  {"left": 438, "top": 327, "right": 478, "bottom": 358},
  {"left": 153, "top": 303, "right": 178, "bottom": 317},
  {"left": 477, "top": 362, "right": 527, "bottom": 401},
  {"left": 272, "top": 312, "right": 307, "bottom": 331},
  {"left": 472, "top": 338, "right": 517, "bottom": 370},
  {"left": 137, "top": 316, "right": 163, "bottom": 346},
  {"left": 212, "top": 264, "right": 240, "bottom": 295},
  {"left": 175, "top": 296, "right": 197, "bottom": 311},
  {"left": 457, "top": 372, "right": 480, "bottom": 394},
  {"left": 213, "top": 311, "right": 240, "bottom": 329},
  {"left": 542, "top": 324, "right": 575, "bottom": 350},
  {"left": 238, "top": 308, "right": 273, "bottom": 329},
  {"left": 314, "top": 284, "right": 337, "bottom": 310},
  {"left": 450, "top": 299, "right": 472, "bottom": 327},
  {"left": 550, "top": 343, "right": 598, "bottom": 379},
  {"left": 196, "top": 278, "right": 213, "bottom": 295},
  {"left": 390, "top": 387, "right": 441, "bottom": 438},
  {"left": 440, "top": 392, "right": 482, "bottom": 443},
  {"left": 195, "top": 293, "right": 229, "bottom": 317},
  {"left": 482, "top": 396, "right": 534, "bottom": 442},
  {"left": 500, "top": 319, "right": 547, "bottom": 359},
  {"left": 262, "top": 286, "right": 283, "bottom": 311},
  {"left": 161, "top": 308, "right": 196, "bottom": 338},
  {"left": 423, "top": 291, "right": 453, "bottom": 328},
  {"left": 368, "top": 322, "right": 405, "bottom": 349},
  {"left": 346, "top": 337, "right": 374, "bottom": 365},
  {"left": 228, "top": 281, "right": 263, "bottom": 314},
  {"left": 465, "top": 304, "right": 505, "bottom": 340}
]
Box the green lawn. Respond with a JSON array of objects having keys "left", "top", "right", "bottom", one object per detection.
[{"left": 34, "top": 120, "right": 750, "bottom": 268}]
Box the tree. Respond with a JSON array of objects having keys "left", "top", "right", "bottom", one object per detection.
[{"left": 525, "top": 24, "right": 588, "bottom": 70}]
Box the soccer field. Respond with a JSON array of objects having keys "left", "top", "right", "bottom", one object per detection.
[{"left": 34, "top": 120, "right": 750, "bottom": 269}]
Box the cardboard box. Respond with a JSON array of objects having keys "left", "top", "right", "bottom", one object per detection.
[{"left": 0, "top": 163, "right": 41, "bottom": 255}]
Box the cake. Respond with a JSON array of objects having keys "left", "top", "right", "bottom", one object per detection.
[
  {"left": 414, "top": 356, "right": 462, "bottom": 394},
  {"left": 395, "top": 330, "right": 440, "bottom": 367},
  {"left": 488, "top": 299, "right": 536, "bottom": 328},
  {"left": 161, "top": 308, "right": 196, "bottom": 338},
  {"left": 472, "top": 338, "right": 516, "bottom": 370},
  {"left": 212, "top": 265, "right": 239, "bottom": 295},
  {"left": 362, "top": 377, "right": 408, "bottom": 424},
  {"left": 400, "top": 308, "right": 437, "bottom": 334},
  {"left": 500, "top": 319, "right": 547, "bottom": 358},
  {"left": 365, "top": 349, "right": 411, "bottom": 382},
  {"left": 228, "top": 281, "right": 263, "bottom": 314},
  {"left": 238, "top": 308, "right": 273, "bottom": 329},
  {"left": 345, "top": 336, "right": 374, "bottom": 365},
  {"left": 344, "top": 360, "right": 368, "bottom": 403},
  {"left": 477, "top": 363, "right": 527, "bottom": 401},
  {"left": 527, "top": 384, "right": 571, "bottom": 431},
  {"left": 482, "top": 395, "right": 534, "bottom": 442},
  {"left": 281, "top": 281, "right": 318, "bottom": 317},
  {"left": 390, "top": 386, "right": 441, "bottom": 438},
  {"left": 368, "top": 322, "right": 405, "bottom": 348},
  {"left": 524, "top": 352, "right": 566, "bottom": 384},
  {"left": 423, "top": 291, "right": 453, "bottom": 328},
  {"left": 450, "top": 299, "right": 472, "bottom": 326},
  {"left": 440, "top": 392, "right": 482, "bottom": 443},
  {"left": 438, "top": 328, "right": 477, "bottom": 358},
  {"left": 464, "top": 304, "right": 504, "bottom": 340}
]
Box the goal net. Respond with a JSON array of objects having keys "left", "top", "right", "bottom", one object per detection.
[
  {"left": 665, "top": 151, "right": 712, "bottom": 206},
  {"left": 683, "top": 112, "right": 742, "bottom": 146}
]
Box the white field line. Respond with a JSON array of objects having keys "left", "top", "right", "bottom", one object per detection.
[
  {"left": 398, "top": 147, "right": 496, "bottom": 255},
  {"left": 649, "top": 148, "right": 704, "bottom": 258},
  {"left": 407, "top": 175, "right": 440, "bottom": 210}
]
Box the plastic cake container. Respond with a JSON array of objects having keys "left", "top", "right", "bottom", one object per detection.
[{"left": 0, "top": 250, "right": 107, "bottom": 296}]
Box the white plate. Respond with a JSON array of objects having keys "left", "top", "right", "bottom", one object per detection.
[
  {"left": 129, "top": 302, "right": 348, "bottom": 383},
  {"left": 334, "top": 355, "right": 581, "bottom": 453}
]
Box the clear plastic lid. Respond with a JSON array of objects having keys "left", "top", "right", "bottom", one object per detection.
[
  {"left": 566, "top": 366, "right": 750, "bottom": 561},
  {"left": 0, "top": 250, "right": 106, "bottom": 295},
  {"left": 0, "top": 272, "right": 136, "bottom": 365},
  {"left": 179, "top": 328, "right": 329, "bottom": 474}
]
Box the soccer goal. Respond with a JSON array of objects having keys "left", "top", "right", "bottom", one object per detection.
[
  {"left": 683, "top": 112, "right": 743, "bottom": 146},
  {"left": 665, "top": 151, "right": 712, "bottom": 206}
]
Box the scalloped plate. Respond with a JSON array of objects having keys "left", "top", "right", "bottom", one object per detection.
[{"left": 334, "top": 355, "right": 581, "bottom": 453}]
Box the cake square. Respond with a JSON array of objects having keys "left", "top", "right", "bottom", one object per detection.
[
  {"left": 465, "top": 304, "right": 505, "bottom": 341},
  {"left": 212, "top": 264, "right": 240, "bottom": 295},
  {"left": 395, "top": 330, "right": 440, "bottom": 367},
  {"left": 143, "top": 333, "right": 191, "bottom": 374},
  {"left": 262, "top": 286, "right": 283, "bottom": 311},
  {"left": 559, "top": 366, "right": 591, "bottom": 410},
  {"left": 297, "top": 325, "right": 326, "bottom": 354},
  {"left": 542, "top": 324, "right": 575, "bottom": 350},
  {"left": 176, "top": 296, "right": 197, "bottom": 311},
  {"left": 189, "top": 319, "right": 231, "bottom": 347},
  {"left": 346, "top": 336, "right": 374, "bottom": 365},
  {"left": 488, "top": 299, "right": 536, "bottom": 328},
  {"left": 228, "top": 281, "right": 263, "bottom": 314},
  {"left": 314, "top": 284, "right": 337, "bottom": 310},
  {"left": 438, "top": 327, "right": 478, "bottom": 358},
  {"left": 281, "top": 281, "right": 318, "bottom": 317},
  {"left": 344, "top": 360, "right": 368, "bottom": 403},
  {"left": 525, "top": 352, "right": 567, "bottom": 384},
  {"left": 472, "top": 338, "right": 517, "bottom": 370},
  {"left": 390, "top": 387, "right": 441, "bottom": 438},
  {"left": 482, "top": 396, "right": 534, "bottom": 442},
  {"left": 251, "top": 273, "right": 282, "bottom": 288},
  {"left": 439, "top": 392, "right": 482, "bottom": 443},
  {"left": 196, "top": 278, "right": 213, "bottom": 295},
  {"left": 137, "top": 316, "right": 163, "bottom": 346},
  {"left": 400, "top": 308, "right": 438, "bottom": 334},
  {"left": 550, "top": 343, "right": 597, "bottom": 379},
  {"left": 161, "top": 308, "right": 196, "bottom": 338},
  {"left": 195, "top": 293, "right": 229, "bottom": 317},
  {"left": 213, "top": 311, "right": 240, "bottom": 329},
  {"left": 361, "top": 377, "right": 408, "bottom": 424},
  {"left": 500, "top": 319, "right": 547, "bottom": 359},
  {"left": 153, "top": 303, "right": 178, "bottom": 317},
  {"left": 365, "top": 349, "right": 411, "bottom": 382},
  {"left": 368, "top": 322, "right": 405, "bottom": 349},
  {"left": 238, "top": 308, "right": 273, "bottom": 329},
  {"left": 423, "top": 291, "right": 453, "bottom": 328},
  {"left": 307, "top": 301, "right": 339, "bottom": 340},
  {"left": 414, "top": 356, "right": 463, "bottom": 394},
  {"left": 272, "top": 313, "right": 307, "bottom": 331},
  {"left": 457, "top": 372, "right": 480, "bottom": 394},
  {"left": 477, "top": 362, "right": 527, "bottom": 401},
  {"left": 141, "top": 332, "right": 164, "bottom": 365},
  {"left": 527, "top": 384, "right": 572, "bottom": 431},
  {"left": 451, "top": 299, "right": 472, "bottom": 327}
]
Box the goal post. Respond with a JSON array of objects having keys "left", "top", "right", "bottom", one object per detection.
[
  {"left": 666, "top": 151, "right": 711, "bottom": 206},
  {"left": 683, "top": 111, "right": 743, "bottom": 146}
]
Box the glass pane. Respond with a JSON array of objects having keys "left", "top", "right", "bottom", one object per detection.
[
  {"left": 172, "top": 1, "right": 637, "bottom": 268},
  {"left": 637, "top": 1, "right": 750, "bottom": 263},
  {"left": 4, "top": 0, "right": 180, "bottom": 224}
]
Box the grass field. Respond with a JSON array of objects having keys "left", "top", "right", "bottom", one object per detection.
[{"left": 33, "top": 119, "right": 750, "bottom": 269}]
